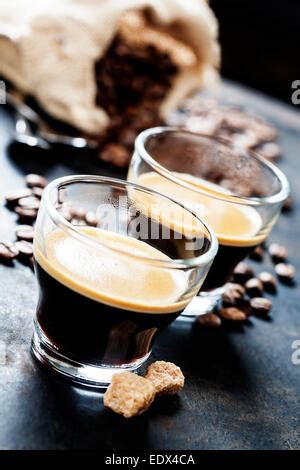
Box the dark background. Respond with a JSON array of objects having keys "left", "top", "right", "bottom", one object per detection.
[{"left": 211, "top": 0, "right": 300, "bottom": 103}]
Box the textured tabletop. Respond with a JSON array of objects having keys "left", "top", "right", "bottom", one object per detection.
[{"left": 0, "top": 81, "right": 299, "bottom": 450}]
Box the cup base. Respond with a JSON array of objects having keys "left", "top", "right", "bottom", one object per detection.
[
  {"left": 31, "top": 326, "right": 151, "bottom": 389},
  {"left": 178, "top": 287, "right": 224, "bottom": 322}
]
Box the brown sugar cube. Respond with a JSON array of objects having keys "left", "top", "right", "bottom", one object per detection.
[
  {"left": 145, "top": 361, "right": 185, "bottom": 396},
  {"left": 103, "top": 372, "right": 155, "bottom": 418}
]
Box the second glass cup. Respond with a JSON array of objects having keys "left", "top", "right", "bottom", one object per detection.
[
  {"left": 32, "top": 175, "right": 217, "bottom": 387},
  {"left": 128, "top": 127, "right": 290, "bottom": 318}
]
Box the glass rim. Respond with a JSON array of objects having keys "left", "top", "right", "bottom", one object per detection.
[
  {"left": 42, "top": 174, "right": 218, "bottom": 270},
  {"left": 135, "top": 126, "right": 290, "bottom": 207}
]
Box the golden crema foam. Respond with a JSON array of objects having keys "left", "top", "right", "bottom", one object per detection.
[
  {"left": 34, "top": 227, "right": 191, "bottom": 314},
  {"left": 137, "top": 172, "right": 265, "bottom": 247}
]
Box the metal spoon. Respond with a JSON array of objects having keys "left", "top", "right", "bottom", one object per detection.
[{"left": 6, "top": 92, "right": 98, "bottom": 150}]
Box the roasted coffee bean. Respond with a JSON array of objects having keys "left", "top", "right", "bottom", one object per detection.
[
  {"left": 0, "top": 242, "right": 19, "bottom": 261},
  {"left": 15, "top": 240, "right": 33, "bottom": 257},
  {"left": 184, "top": 115, "right": 220, "bottom": 136},
  {"left": 219, "top": 178, "right": 253, "bottom": 197},
  {"left": 237, "top": 298, "right": 252, "bottom": 316},
  {"left": 245, "top": 278, "right": 264, "bottom": 297},
  {"left": 25, "top": 174, "right": 48, "bottom": 188},
  {"left": 257, "top": 142, "right": 280, "bottom": 161},
  {"left": 219, "top": 307, "right": 247, "bottom": 321},
  {"left": 18, "top": 196, "right": 40, "bottom": 211},
  {"left": 70, "top": 218, "right": 86, "bottom": 226},
  {"left": 70, "top": 207, "right": 86, "bottom": 220},
  {"left": 14, "top": 206, "right": 37, "bottom": 222},
  {"left": 58, "top": 206, "right": 72, "bottom": 222},
  {"left": 197, "top": 312, "right": 222, "bottom": 327},
  {"left": 275, "top": 263, "right": 295, "bottom": 282},
  {"left": 232, "top": 130, "right": 259, "bottom": 149},
  {"left": 100, "top": 143, "right": 130, "bottom": 168},
  {"left": 258, "top": 272, "right": 277, "bottom": 293},
  {"left": 268, "top": 243, "right": 288, "bottom": 263},
  {"left": 221, "top": 109, "right": 278, "bottom": 142},
  {"left": 282, "top": 196, "right": 293, "bottom": 212},
  {"left": 15, "top": 225, "right": 34, "bottom": 242},
  {"left": 232, "top": 262, "right": 254, "bottom": 284},
  {"left": 249, "top": 245, "right": 264, "bottom": 261},
  {"left": 147, "top": 83, "right": 166, "bottom": 99},
  {"left": 118, "top": 127, "right": 137, "bottom": 148},
  {"left": 4, "top": 188, "right": 33, "bottom": 207},
  {"left": 250, "top": 297, "right": 272, "bottom": 316},
  {"left": 32, "top": 186, "right": 44, "bottom": 199},
  {"left": 222, "top": 283, "right": 245, "bottom": 305},
  {"left": 85, "top": 211, "right": 98, "bottom": 227}
]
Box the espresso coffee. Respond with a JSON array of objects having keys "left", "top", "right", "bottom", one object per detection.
[
  {"left": 34, "top": 227, "right": 204, "bottom": 366},
  {"left": 137, "top": 172, "right": 265, "bottom": 290}
]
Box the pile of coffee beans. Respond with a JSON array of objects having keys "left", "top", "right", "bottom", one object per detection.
[
  {"left": 0, "top": 174, "right": 47, "bottom": 267},
  {"left": 1, "top": 173, "right": 104, "bottom": 268},
  {"left": 172, "top": 97, "right": 281, "bottom": 162},
  {"left": 94, "top": 34, "right": 177, "bottom": 167},
  {"left": 57, "top": 204, "right": 99, "bottom": 228},
  {"left": 94, "top": 93, "right": 290, "bottom": 170},
  {"left": 173, "top": 97, "right": 293, "bottom": 212},
  {"left": 167, "top": 99, "right": 288, "bottom": 204},
  {"left": 197, "top": 240, "right": 296, "bottom": 327}
]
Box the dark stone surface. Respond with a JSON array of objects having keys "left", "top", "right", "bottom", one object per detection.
[{"left": 0, "top": 81, "right": 299, "bottom": 450}]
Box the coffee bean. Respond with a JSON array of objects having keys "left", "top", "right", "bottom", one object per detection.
[
  {"left": 100, "top": 143, "right": 130, "bottom": 168},
  {"left": 219, "top": 307, "right": 247, "bottom": 321},
  {"left": 197, "top": 312, "right": 222, "bottom": 327},
  {"left": 15, "top": 225, "right": 34, "bottom": 242},
  {"left": 0, "top": 242, "right": 19, "bottom": 261},
  {"left": 70, "top": 207, "right": 86, "bottom": 220},
  {"left": 32, "top": 187, "right": 44, "bottom": 199},
  {"left": 233, "top": 262, "right": 254, "bottom": 284},
  {"left": 58, "top": 206, "right": 72, "bottom": 222},
  {"left": 14, "top": 206, "right": 37, "bottom": 222},
  {"left": 25, "top": 174, "right": 48, "bottom": 188},
  {"left": 257, "top": 142, "right": 281, "bottom": 161},
  {"left": 282, "top": 196, "right": 293, "bottom": 212},
  {"left": 258, "top": 272, "right": 277, "bottom": 293},
  {"left": 249, "top": 245, "right": 264, "bottom": 261},
  {"left": 222, "top": 283, "right": 245, "bottom": 305},
  {"left": 275, "top": 263, "right": 295, "bottom": 283},
  {"left": 237, "top": 298, "right": 252, "bottom": 316},
  {"left": 232, "top": 130, "right": 259, "bottom": 149},
  {"left": 118, "top": 127, "right": 137, "bottom": 148},
  {"left": 184, "top": 115, "right": 219, "bottom": 136},
  {"left": 15, "top": 240, "right": 33, "bottom": 257},
  {"left": 245, "top": 278, "right": 264, "bottom": 297},
  {"left": 85, "top": 211, "right": 98, "bottom": 227},
  {"left": 250, "top": 297, "right": 272, "bottom": 316},
  {"left": 18, "top": 196, "right": 40, "bottom": 211},
  {"left": 71, "top": 218, "right": 86, "bottom": 226},
  {"left": 5, "top": 188, "right": 33, "bottom": 207},
  {"left": 268, "top": 243, "right": 288, "bottom": 263}
]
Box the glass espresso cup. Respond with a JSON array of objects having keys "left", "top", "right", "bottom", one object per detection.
[
  {"left": 128, "top": 127, "right": 290, "bottom": 318},
  {"left": 32, "top": 175, "right": 218, "bottom": 387}
]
